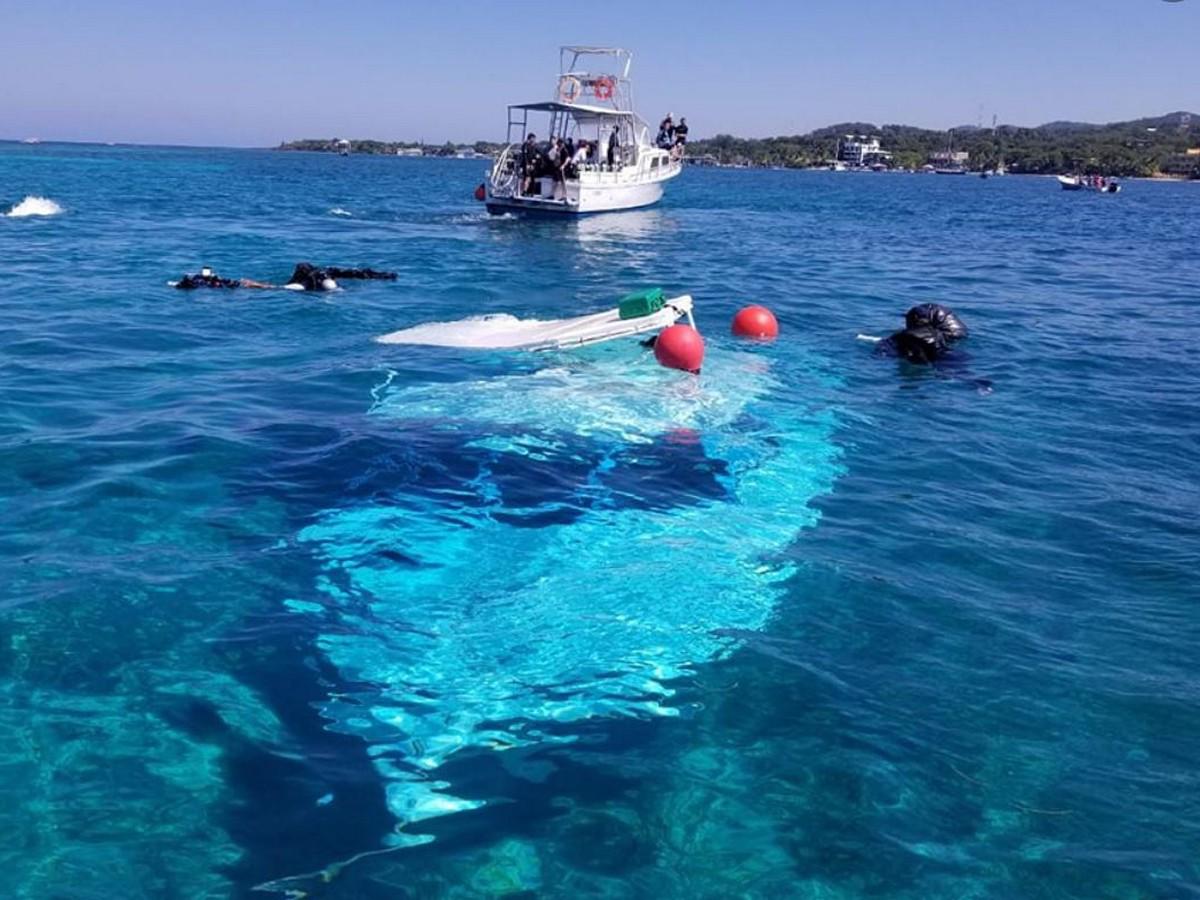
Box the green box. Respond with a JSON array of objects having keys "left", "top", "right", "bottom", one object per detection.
[{"left": 617, "top": 287, "right": 665, "bottom": 320}]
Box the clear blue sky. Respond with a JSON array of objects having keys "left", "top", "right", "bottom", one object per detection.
[{"left": 2, "top": 0, "right": 1196, "bottom": 146}]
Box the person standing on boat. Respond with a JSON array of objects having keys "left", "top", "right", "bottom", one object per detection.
[
  {"left": 548, "top": 138, "right": 568, "bottom": 198},
  {"left": 672, "top": 117, "right": 689, "bottom": 159},
  {"left": 562, "top": 140, "right": 586, "bottom": 180},
  {"left": 657, "top": 113, "right": 675, "bottom": 148},
  {"left": 571, "top": 140, "right": 590, "bottom": 170},
  {"left": 674, "top": 117, "right": 689, "bottom": 146},
  {"left": 607, "top": 123, "right": 621, "bottom": 169},
  {"left": 520, "top": 132, "right": 541, "bottom": 195}
]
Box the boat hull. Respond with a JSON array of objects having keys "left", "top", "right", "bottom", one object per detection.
[
  {"left": 1058, "top": 175, "right": 1120, "bottom": 193},
  {"left": 486, "top": 167, "right": 677, "bottom": 216}
]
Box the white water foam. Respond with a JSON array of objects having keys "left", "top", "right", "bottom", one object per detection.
[
  {"left": 329, "top": 207, "right": 353, "bottom": 217},
  {"left": 5, "top": 196, "right": 63, "bottom": 218}
]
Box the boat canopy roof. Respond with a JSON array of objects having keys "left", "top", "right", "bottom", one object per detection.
[{"left": 510, "top": 101, "right": 634, "bottom": 117}]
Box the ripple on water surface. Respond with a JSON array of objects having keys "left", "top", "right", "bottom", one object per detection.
[{"left": 1, "top": 146, "right": 1199, "bottom": 898}]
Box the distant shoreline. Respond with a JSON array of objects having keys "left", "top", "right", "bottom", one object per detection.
[{"left": 278, "top": 110, "right": 1200, "bottom": 179}]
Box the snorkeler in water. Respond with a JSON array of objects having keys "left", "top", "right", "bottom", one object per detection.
[
  {"left": 283, "top": 262, "right": 398, "bottom": 291},
  {"left": 172, "top": 262, "right": 398, "bottom": 292},
  {"left": 173, "top": 267, "right": 271, "bottom": 290}
]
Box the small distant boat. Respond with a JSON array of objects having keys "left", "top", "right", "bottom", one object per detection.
[
  {"left": 1058, "top": 175, "right": 1121, "bottom": 193},
  {"left": 828, "top": 160, "right": 848, "bottom": 172},
  {"left": 21, "top": 137, "right": 40, "bottom": 145},
  {"left": 335, "top": 139, "right": 351, "bottom": 157}
]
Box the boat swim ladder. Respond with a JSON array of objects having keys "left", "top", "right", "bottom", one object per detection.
[{"left": 490, "top": 144, "right": 518, "bottom": 196}]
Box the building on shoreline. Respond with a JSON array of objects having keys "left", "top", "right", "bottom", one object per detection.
[
  {"left": 930, "top": 150, "right": 970, "bottom": 166},
  {"left": 1160, "top": 147, "right": 1200, "bottom": 178},
  {"left": 837, "top": 134, "right": 893, "bottom": 168}
]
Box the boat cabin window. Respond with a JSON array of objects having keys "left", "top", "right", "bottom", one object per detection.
[{"left": 650, "top": 157, "right": 659, "bottom": 170}]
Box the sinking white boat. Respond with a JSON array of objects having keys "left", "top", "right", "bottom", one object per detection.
[
  {"left": 483, "top": 47, "right": 682, "bottom": 215},
  {"left": 376, "top": 291, "right": 694, "bottom": 351}
]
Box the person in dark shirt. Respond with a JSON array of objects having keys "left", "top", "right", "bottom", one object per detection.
[
  {"left": 674, "top": 117, "right": 689, "bottom": 145},
  {"left": 657, "top": 113, "right": 675, "bottom": 148},
  {"left": 607, "top": 124, "right": 620, "bottom": 168},
  {"left": 520, "top": 132, "right": 542, "bottom": 195}
]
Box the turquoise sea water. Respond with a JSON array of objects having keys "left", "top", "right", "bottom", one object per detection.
[{"left": 2, "top": 143, "right": 1198, "bottom": 898}]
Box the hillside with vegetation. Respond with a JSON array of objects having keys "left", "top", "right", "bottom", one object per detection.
[
  {"left": 278, "top": 139, "right": 501, "bottom": 156},
  {"left": 278, "top": 112, "right": 1200, "bottom": 177},
  {"left": 687, "top": 112, "right": 1200, "bottom": 176}
]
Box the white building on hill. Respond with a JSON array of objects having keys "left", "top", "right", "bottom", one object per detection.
[{"left": 837, "top": 135, "right": 892, "bottom": 167}]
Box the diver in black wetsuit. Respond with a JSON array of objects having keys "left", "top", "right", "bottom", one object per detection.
[
  {"left": 173, "top": 267, "right": 270, "bottom": 290},
  {"left": 875, "top": 303, "right": 969, "bottom": 363},
  {"left": 173, "top": 263, "right": 397, "bottom": 292},
  {"left": 175, "top": 271, "right": 243, "bottom": 290},
  {"left": 285, "top": 262, "right": 398, "bottom": 291},
  {"left": 874, "top": 303, "right": 992, "bottom": 392}
]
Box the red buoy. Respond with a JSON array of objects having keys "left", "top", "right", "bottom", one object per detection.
[
  {"left": 474, "top": 183, "right": 487, "bottom": 202},
  {"left": 654, "top": 324, "right": 705, "bottom": 374},
  {"left": 731, "top": 305, "right": 779, "bottom": 340}
]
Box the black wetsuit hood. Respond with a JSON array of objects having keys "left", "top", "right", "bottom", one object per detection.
[{"left": 876, "top": 303, "right": 968, "bottom": 364}]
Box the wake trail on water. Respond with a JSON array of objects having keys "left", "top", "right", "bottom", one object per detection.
[{"left": 4, "top": 196, "right": 63, "bottom": 217}]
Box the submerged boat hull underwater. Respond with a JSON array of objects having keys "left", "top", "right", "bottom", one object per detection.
[{"left": 262, "top": 309, "right": 843, "bottom": 887}]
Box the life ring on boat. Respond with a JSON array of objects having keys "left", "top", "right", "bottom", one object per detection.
[
  {"left": 593, "top": 77, "right": 615, "bottom": 100},
  {"left": 558, "top": 76, "right": 582, "bottom": 103}
]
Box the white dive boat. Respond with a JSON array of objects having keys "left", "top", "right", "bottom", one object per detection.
[
  {"left": 377, "top": 291, "right": 694, "bottom": 351},
  {"left": 1058, "top": 175, "right": 1121, "bottom": 193},
  {"left": 484, "top": 47, "right": 682, "bottom": 216}
]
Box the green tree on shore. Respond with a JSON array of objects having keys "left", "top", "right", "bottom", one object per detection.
[{"left": 276, "top": 111, "right": 1199, "bottom": 177}]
